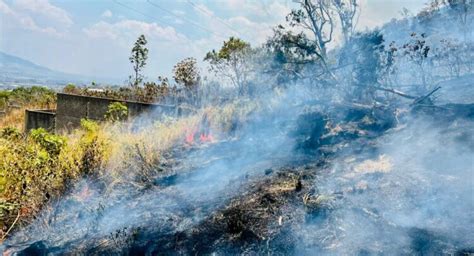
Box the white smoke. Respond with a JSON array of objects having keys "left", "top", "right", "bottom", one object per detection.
[{"left": 295, "top": 116, "right": 474, "bottom": 254}]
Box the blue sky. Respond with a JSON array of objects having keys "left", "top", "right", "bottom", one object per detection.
[{"left": 0, "top": 0, "right": 427, "bottom": 82}]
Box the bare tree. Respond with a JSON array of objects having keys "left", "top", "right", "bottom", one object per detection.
[
  {"left": 402, "top": 33, "right": 431, "bottom": 91},
  {"left": 332, "top": 0, "right": 359, "bottom": 43},
  {"left": 448, "top": 0, "right": 472, "bottom": 39},
  {"left": 287, "top": 0, "right": 335, "bottom": 60}
]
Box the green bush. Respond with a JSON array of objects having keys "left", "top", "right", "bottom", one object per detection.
[
  {"left": 29, "top": 128, "right": 66, "bottom": 157},
  {"left": 104, "top": 102, "right": 128, "bottom": 122},
  {"left": 63, "top": 83, "right": 79, "bottom": 94},
  {"left": 0, "top": 122, "right": 109, "bottom": 236},
  {"left": 0, "top": 127, "right": 23, "bottom": 140},
  {"left": 8, "top": 86, "right": 56, "bottom": 106}
]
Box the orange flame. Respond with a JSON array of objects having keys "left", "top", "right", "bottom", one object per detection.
[
  {"left": 185, "top": 128, "right": 197, "bottom": 144},
  {"left": 185, "top": 114, "right": 214, "bottom": 145},
  {"left": 200, "top": 133, "right": 214, "bottom": 142},
  {"left": 185, "top": 128, "right": 214, "bottom": 145}
]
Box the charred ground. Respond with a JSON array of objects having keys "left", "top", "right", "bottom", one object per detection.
[{"left": 5, "top": 100, "right": 473, "bottom": 255}]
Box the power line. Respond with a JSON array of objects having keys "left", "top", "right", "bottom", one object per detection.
[
  {"left": 186, "top": 0, "right": 246, "bottom": 39},
  {"left": 112, "top": 0, "right": 193, "bottom": 44},
  {"left": 146, "top": 0, "right": 229, "bottom": 40},
  {"left": 113, "top": 0, "right": 172, "bottom": 27}
]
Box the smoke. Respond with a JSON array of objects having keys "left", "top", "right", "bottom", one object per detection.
[
  {"left": 294, "top": 115, "right": 474, "bottom": 254},
  {"left": 1, "top": 83, "right": 317, "bottom": 254},
  {"left": 2, "top": 3, "right": 473, "bottom": 255}
]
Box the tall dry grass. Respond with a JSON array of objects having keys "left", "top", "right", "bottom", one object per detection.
[
  {"left": 0, "top": 103, "right": 55, "bottom": 130},
  {"left": 0, "top": 99, "right": 260, "bottom": 240}
]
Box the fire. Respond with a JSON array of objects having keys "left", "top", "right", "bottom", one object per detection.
[
  {"left": 200, "top": 133, "right": 214, "bottom": 142},
  {"left": 185, "top": 128, "right": 197, "bottom": 144},
  {"left": 185, "top": 114, "right": 214, "bottom": 145},
  {"left": 185, "top": 128, "right": 214, "bottom": 144}
]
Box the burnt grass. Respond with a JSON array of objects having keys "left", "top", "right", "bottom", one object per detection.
[{"left": 8, "top": 103, "right": 474, "bottom": 255}]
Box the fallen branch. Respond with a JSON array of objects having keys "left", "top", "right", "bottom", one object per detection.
[
  {"left": 1, "top": 209, "right": 21, "bottom": 241},
  {"left": 411, "top": 86, "right": 442, "bottom": 106},
  {"left": 373, "top": 86, "right": 417, "bottom": 100}
]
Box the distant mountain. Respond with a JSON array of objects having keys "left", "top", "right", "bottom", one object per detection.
[{"left": 0, "top": 51, "right": 117, "bottom": 88}]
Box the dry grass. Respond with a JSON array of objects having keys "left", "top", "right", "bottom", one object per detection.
[
  {"left": 0, "top": 99, "right": 261, "bottom": 240},
  {"left": 0, "top": 103, "right": 55, "bottom": 130},
  {"left": 345, "top": 154, "right": 393, "bottom": 178},
  {"left": 103, "top": 100, "right": 260, "bottom": 182},
  {"left": 0, "top": 108, "right": 26, "bottom": 130}
]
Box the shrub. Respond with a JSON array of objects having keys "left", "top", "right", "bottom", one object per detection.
[
  {"left": 104, "top": 102, "right": 128, "bottom": 122},
  {"left": 0, "top": 120, "right": 110, "bottom": 237},
  {"left": 63, "top": 83, "right": 80, "bottom": 94},
  {"left": 29, "top": 128, "right": 67, "bottom": 157},
  {"left": 0, "top": 127, "right": 23, "bottom": 140}
]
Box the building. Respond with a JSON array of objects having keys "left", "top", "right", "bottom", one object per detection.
[{"left": 25, "top": 93, "right": 178, "bottom": 133}]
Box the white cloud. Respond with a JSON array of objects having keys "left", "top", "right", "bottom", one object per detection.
[
  {"left": 226, "top": 0, "right": 243, "bottom": 9},
  {"left": 101, "top": 9, "right": 112, "bottom": 18},
  {"left": 83, "top": 20, "right": 188, "bottom": 44},
  {"left": 223, "top": 0, "right": 290, "bottom": 21},
  {"left": 0, "top": 0, "right": 63, "bottom": 37},
  {"left": 265, "top": 2, "right": 291, "bottom": 21},
  {"left": 0, "top": 0, "right": 14, "bottom": 15},
  {"left": 226, "top": 16, "right": 274, "bottom": 44},
  {"left": 357, "top": 0, "right": 426, "bottom": 30},
  {"left": 14, "top": 0, "right": 73, "bottom": 27},
  {"left": 191, "top": 1, "right": 289, "bottom": 45},
  {"left": 17, "top": 14, "right": 62, "bottom": 36}
]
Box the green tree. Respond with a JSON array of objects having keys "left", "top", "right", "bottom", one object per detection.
[
  {"left": 129, "top": 34, "right": 149, "bottom": 88},
  {"left": 204, "top": 37, "right": 252, "bottom": 96},
  {"left": 173, "top": 57, "right": 200, "bottom": 90}
]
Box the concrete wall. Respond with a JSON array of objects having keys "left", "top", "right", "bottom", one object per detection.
[
  {"left": 55, "top": 93, "right": 177, "bottom": 131},
  {"left": 25, "top": 109, "right": 56, "bottom": 132}
]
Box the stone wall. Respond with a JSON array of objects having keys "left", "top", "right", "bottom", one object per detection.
[
  {"left": 55, "top": 93, "right": 177, "bottom": 131},
  {"left": 25, "top": 109, "right": 56, "bottom": 132}
]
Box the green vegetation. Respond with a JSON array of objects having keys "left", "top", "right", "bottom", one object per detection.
[
  {"left": 129, "top": 34, "right": 149, "bottom": 88},
  {"left": 0, "top": 86, "right": 56, "bottom": 107},
  {"left": 1, "top": 0, "right": 473, "bottom": 246},
  {"left": 205, "top": 37, "right": 253, "bottom": 96},
  {"left": 173, "top": 57, "right": 200, "bottom": 90},
  {"left": 0, "top": 120, "right": 108, "bottom": 238},
  {"left": 62, "top": 82, "right": 174, "bottom": 103},
  {"left": 0, "top": 99, "right": 258, "bottom": 239},
  {"left": 0, "top": 86, "right": 57, "bottom": 130},
  {"left": 104, "top": 102, "right": 128, "bottom": 122}
]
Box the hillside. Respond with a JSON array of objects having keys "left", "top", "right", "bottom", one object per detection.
[{"left": 0, "top": 52, "right": 116, "bottom": 88}]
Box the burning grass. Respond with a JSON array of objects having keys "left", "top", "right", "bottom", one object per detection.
[
  {"left": 0, "top": 99, "right": 261, "bottom": 242},
  {"left": 2, "top": 92, "right": 473, "bottom": 255}
]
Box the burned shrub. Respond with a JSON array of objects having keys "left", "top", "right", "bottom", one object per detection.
[{"left": 291, "top": 111, "right": 328, "bottom": 152}]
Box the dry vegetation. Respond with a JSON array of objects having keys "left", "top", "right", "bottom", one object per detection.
[
  {"left": 0, "top": 86, "right": 56, "bottom": 130},
  {"left": 1, "top": 0, "right": 473, "bottom": 254},
  {"left": 0, "top": 99, "right": 259, "bottom": 241}
]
